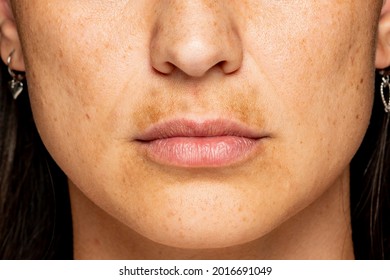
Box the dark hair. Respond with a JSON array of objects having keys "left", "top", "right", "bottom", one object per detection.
[
  {"left": 0, "top": 63, "right": 72, "bottom": 259},
  {"left": 350, "top": 73, "right": 390, "bottom": 259},
  {"left": 0, "top": 64, "right": 389, "bottom": 259}
]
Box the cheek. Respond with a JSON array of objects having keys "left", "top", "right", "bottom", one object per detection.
[
  {"left": 17, "top": 1, "right": 143, "bottom": 175},
  {"left": 245, "top": 2, "right": 375, "bottom": 174}
]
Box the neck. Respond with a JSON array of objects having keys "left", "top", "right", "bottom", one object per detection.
[{"left": 69, "top": 169, "right": 354, "bottom": 260}]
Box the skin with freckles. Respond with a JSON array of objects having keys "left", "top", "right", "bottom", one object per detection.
[{"left": 1, "top": 0, "right": 390, "bottom": 259}]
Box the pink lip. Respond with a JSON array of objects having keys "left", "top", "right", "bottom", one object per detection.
[{"left": 135, "top": 119, "right": 267, "bottom": 167}]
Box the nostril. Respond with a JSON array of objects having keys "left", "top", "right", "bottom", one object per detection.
[
  {"left": 152, "top": 54, "right": 240, "bottom": 77},
  {"left": 152, "top": 61, "right": 175, "bottom": 75},
  {"left": 219, "top": 60, "right": 241, "bottom": 75}
]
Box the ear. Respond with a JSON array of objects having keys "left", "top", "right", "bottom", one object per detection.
[
  {"left": 376, "top": 0, "right": 390, "bottom": 69},
  {"left": 0, "top": 0, "right": 25, "bottom": 71}
]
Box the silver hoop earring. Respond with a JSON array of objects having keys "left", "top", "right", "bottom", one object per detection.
[
  {"left": 7, "top": 49, "right": 25, "bottom": 100},
  {"left": 380, "top": 70, "right": 390, "bottom": 113}
]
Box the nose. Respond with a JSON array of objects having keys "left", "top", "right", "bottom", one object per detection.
[{"left": 150, "top": 1, "right": 243, "bottom": 78}]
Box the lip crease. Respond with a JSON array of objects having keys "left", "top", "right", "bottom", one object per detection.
[{"left": 135, "top": 119, "right": 268, "bottom": 167}]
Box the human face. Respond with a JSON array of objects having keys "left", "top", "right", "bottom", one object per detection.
[{"left": 12, "top": 1, "right": 379, "bottom": 249}]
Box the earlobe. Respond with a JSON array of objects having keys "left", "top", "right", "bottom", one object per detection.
[
  {"left": 0, "top": 0, "right": 25, "bottom": 71},
  {"left": 376, "top": 1, "right": 390, "bottom": 69}
]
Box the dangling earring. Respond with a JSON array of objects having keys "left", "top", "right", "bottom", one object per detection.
[
  {"left": 7, "top": 49, "right": 25, "bottom": 100},
  {"left": 379, "top": 70, "right": 390, "bottom": 113}
]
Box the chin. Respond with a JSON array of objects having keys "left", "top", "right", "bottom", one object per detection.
[
  {"left": 113, "top": 181, "right": 279, "bottom": 250},
  {"left": 141, "top": 223, "right": 263, "bottom": 250}
]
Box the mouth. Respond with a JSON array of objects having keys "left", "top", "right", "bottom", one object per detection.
[{"left": 135, "top": 119, "right": 268, "bottom": 168}]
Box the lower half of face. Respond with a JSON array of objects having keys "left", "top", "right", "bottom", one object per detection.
[{"left": 17, "top": 0, "right": 378, "bottom": 248}]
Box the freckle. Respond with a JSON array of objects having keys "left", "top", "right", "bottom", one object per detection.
[
  {"left": 300, "top": 38, "right": 306, "bottom": 48},
  {"left": 179, "top": 101, "right": 189, "bottom": 112},
  {"left": 356, "top": 114, "right": 360, "bottom": 120},
  {"left": 150, "top": 89, "right": 159, "bottom": 98},
  {"left": 85, "top": 113, "right": 90, "bottom": 120},
  {"left": 360, "top": 78, "right": 364, "bottom": 84},
  {"left": 93, "top": 238, "right": 101, "bottom": 246}
]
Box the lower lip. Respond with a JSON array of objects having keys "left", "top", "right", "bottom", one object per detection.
[{"left": 139, "top": 136, "right": 261, "bottom": 167}]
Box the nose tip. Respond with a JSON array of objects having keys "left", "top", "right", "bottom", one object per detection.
[
  {"left": 150, "top": 3, "right": 243, "bottom": 78},
  {"left": 152, "top": 38, "right": 240, "bottom": 78}
]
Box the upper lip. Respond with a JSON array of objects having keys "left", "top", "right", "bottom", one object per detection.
[{"left": 135, "top": 119, "right": 265, "bottom": 141}]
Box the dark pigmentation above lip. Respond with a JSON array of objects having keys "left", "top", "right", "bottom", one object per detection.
[{"left": 135, "top": 119, "right": 265, "bottom": 141}]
